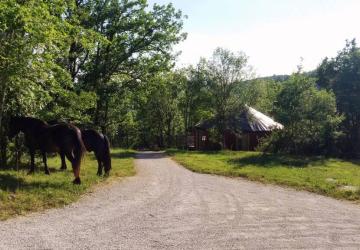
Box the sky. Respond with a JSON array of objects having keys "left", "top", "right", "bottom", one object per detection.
[{"left": 147, "top": 0, "right": 360, "bottom": 76}]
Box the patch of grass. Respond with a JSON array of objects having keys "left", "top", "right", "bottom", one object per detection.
[
  {"left": 166, "top": 149, "right": 360, "bottom": 201},
  {"left": 0, "top": 148, "right": 135, "bottom": 220}
]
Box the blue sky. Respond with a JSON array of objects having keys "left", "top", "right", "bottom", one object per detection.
[{"left": 148, "top": 0, "right": 360, "bottom": 76}]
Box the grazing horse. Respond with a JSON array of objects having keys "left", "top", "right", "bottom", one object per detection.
[
  {"left": 47, "top": 121, "right": 112, "bottom": 176},
  {"left": 80, "top": 129, "right": 112, "bottom": 176},
  {"left": 8, "top": 117, "right": 85, "bottom": 184}
]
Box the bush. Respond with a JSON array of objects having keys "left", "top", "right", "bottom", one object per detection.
[{"left": 260, "top": 73, "right": 343, "bottom": 155}]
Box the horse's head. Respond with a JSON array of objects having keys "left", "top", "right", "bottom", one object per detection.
[
  {"left": 104, "top": 159, "right": 112, "bottom": 176},
  {"left": 7, "top": 116, "right": 22, "bottom": 139}
]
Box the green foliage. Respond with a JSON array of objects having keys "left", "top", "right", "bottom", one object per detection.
[
  {"left": 0, "top": 0, "right": 186, "bottom": 164},
  {"left": 317, "top": 39, "right": 360, "bottom": 156},
  {"left": 0, "top": 0, "right": 82, "bottom": 166},
  {"left": 39, "top": 91, "right": 97, "bottom": 123},
  {"left": 77, "top": 0, "right": 186, "bottom": 133},
  {"left": 235, "top": 79, "right": 281, "bottom": 114},
  {"left": 133, "top": 72, "right": 184, "bottom": 148},
  {"left": 199, "top": 48, "right": 253, "bottom": 145},
  {"left": 1, "top": 0, "right": 358, "bottom": 163},
  {"left": 0, "top": 0, "right": 73, "bottom": 116},
  {"left": 178, "top": 64, "right": 212, "bottom": 134},
  {"left": 262, "top": 73, "right": 343, "bottom": 155},
  {"left": 205, "top": 48, "right": 252, "bottom": 116}
]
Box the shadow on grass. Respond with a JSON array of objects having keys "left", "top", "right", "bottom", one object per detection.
[
  {"left": 0, "top": 172, "right": 74, "bottom": 193},
  {"left": 228, "top": 153, "right": 326, "bottom": 169},
  {"left": 0, "top": 174, "right": 23, "bottom": 192},
  {"left": 5, "top": 162, "right": 66, "bottom": 174}
]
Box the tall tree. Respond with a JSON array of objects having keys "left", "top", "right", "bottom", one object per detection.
[
  {"left": 76, "top": 0, "right": 186, "bottom": 133},
  {"left": 178, "top": 63, "right": 211, "bottom": 136},
  {"left": 204, "top": 47, "right": 252, "bottom": 146},
  {"left": 133, "top": 72, "right": 182, "bottom": 148},
  {"left": 317, "top": 39, "right": 360, "bottom": 156},
  {"left": 0, "top": 0, "right": 76, "bottom": 166}
]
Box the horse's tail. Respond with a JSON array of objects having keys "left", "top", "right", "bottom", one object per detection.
[
  {"left": 103, "top": 135, "right": 112, "bottom": 174},
  {"left": 72, "top": 127, "right": 86, "bottom": 184}
]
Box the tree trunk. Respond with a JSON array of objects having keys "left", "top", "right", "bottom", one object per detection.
[
  {"left": 0, "top": 82, "right": 7, "bottom": 137},
  {"left": 102, "top": 98, "right": 109, "bottom": 135},
  {"left": 0, "top": 82, "right": 8, "bottom": 168}
]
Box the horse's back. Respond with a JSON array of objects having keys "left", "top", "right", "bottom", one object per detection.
[
  {"left": 47, "top": 124, "right": 73, "bottom": 146},
  {"left": 36, "top": 121, "right": 83, "bottom": 153},
  {"left": 81, "top": 129, "right": 105, "bottom": 153}
]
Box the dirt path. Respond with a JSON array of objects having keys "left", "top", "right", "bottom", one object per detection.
[{"left": 0, "top": 151, "right": 360, "bottom": 249}]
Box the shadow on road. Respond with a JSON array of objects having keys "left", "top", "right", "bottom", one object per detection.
[
  {"left": 135, "top": 151, "right": 167, "bottom": 160},
  {"left": 110, "top": 151, "right": 136, "bottom": 159}
]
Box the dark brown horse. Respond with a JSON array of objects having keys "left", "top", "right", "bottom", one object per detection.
[
  {"left": 47, "top": 121, "right": 112, "bottom": 176},
  {"left": 82, "top": 129, "right": 112, "bottom": 176},
  {"left": 8, "top": 117, "right": 85, "bottom": 184}
]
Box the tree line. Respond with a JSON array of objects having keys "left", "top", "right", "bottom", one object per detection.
[
  {"left": 1, "top": 1, "right": 360, "bottom": 168},
  {"left": 0, "top": 0, "right": 185, "bottom": 166},
  {"left": 117, "top": 41, "right": 360, "bottom": 158}
]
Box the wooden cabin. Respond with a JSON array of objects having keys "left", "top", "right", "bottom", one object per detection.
[{"left": 188, "top": 106, "right": 283, "bottom": 151}]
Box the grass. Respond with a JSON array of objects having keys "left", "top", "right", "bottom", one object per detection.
[
  {"left": 0, "top": 148, "right": 136, "bottom": 220},
  {"left": 167, "top": 149, "right": 360, "bottom": 201}
]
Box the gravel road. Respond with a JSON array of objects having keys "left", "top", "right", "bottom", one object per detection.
[{"left": 1, "top": 151, "right": 360, "bottom": 249}]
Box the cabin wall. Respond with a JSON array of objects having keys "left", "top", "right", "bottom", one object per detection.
[
  {"left": 240, "top": 132, "right": 269, "bottom": 151},
  {"left": 187, "top": 129, "right": 209, "bottom": 150},
  {"left": 189, "top": 128, "right": 270, "bottom": 151}
]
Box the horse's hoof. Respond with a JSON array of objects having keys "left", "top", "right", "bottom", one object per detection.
[
  {"left": 73, "top": 177, "right": 81, "bottom": 185},
  {"left": 97, "top": 172, "right": 102, "bottom": 176},
  {"left": 104, "top": 171, "right": 110, "bottom": 177},
  {"left": 45, "top": 171, "right": 50, "bottom": 175}
]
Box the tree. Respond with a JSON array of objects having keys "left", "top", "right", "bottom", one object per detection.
[
  {"left": 76, "top": 0, "right": 186, "bottom": 134},
  {"left": 0, "top": 0, "right": 77, "bottom": 166},
  {"left": 317, "top": 39, "right": 360, "bottom": 156},
  {"left": 133, "top": 72, "right": 182, "bottom": 148},
  {"left": 235, "top": 78, "right": 281, "bottom": 115},
  {"left": 0, "top": 0, "right": 186, "bottom": 163},
  {"left": 178, "top": 63, "right": 212, "bottom": 137},
  {"left": 204, "top": 47, "right": 252, "bottom": 146},
  {"left": 262, "top": 73, "right": 343, "bottom": 155}
]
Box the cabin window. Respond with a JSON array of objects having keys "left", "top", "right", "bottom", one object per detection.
[{"left": 201, "top": 136, "right": 206, "bottom": 141}]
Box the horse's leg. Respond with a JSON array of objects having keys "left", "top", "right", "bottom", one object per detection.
[
  {"left": 95, "top": 153, "right": 103, "bottom": 176},
  {"left": 60, "top": 151, "right": 67, "bottom": 170},
  {"left": 28, "top": 148, "right": 35, "bottom": 174},
  {"left": 42, "top": 151, "right": 50, "bottom": 175},
  {"left": 97, "top": 160, "right": 103, "bottom": 176}
]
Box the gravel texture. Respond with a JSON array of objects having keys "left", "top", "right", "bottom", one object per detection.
[{"left": 1, "top": 151, "right": 360, "bottom": 249}]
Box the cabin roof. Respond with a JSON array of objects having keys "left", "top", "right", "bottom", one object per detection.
[{"left": 195, "top": 106, "right": 284, "bottom": 133}]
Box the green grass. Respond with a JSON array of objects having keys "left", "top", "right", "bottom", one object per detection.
[
  {"left": 0, "top": 148, "right": 135, "bottom": 220},
  {"left": 167, "top": 149, "right": 360, "bottom": 201}
]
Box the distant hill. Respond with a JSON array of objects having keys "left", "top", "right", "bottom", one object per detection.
[
  {"left": 257, "top": 70, "right": 317, "bottom": 82},
  {"left": 257, "top": 75, "right": 290, "bottom": 82}
]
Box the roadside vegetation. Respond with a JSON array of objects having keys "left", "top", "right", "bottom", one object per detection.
[
  {"left": 0, "top": 148, "right": 135, "bottom": 220},
  {"left": 167, "top": 149, "right": 360, "bottom": 201}
]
